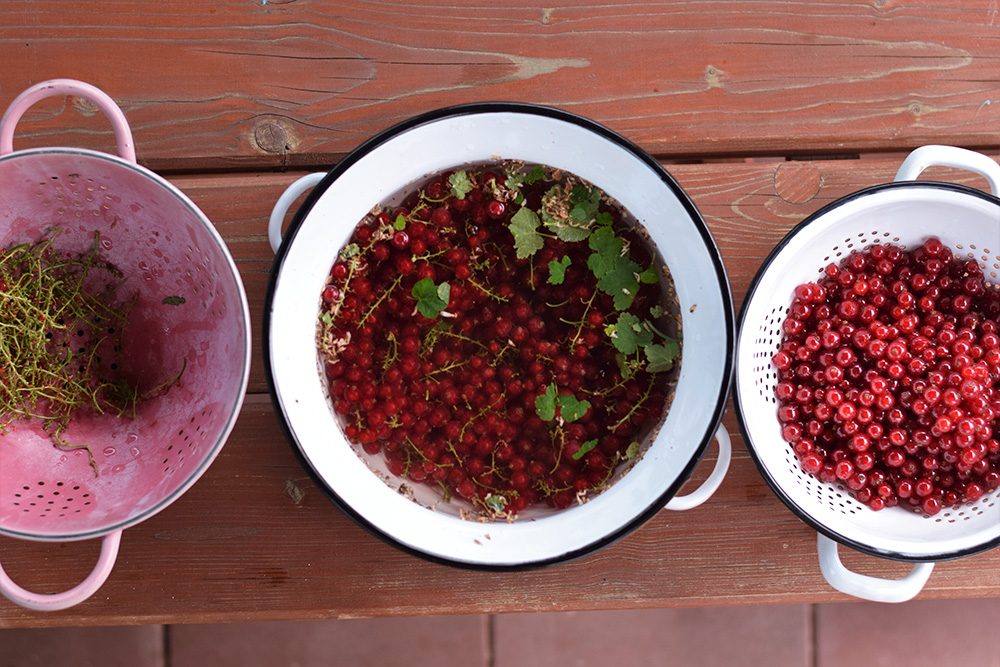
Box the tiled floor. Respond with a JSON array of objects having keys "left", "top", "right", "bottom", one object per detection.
[{"left": 3, "top": 599, "right": 1000, "bottom": 667}]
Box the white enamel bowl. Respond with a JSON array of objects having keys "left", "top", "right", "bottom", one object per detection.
[{"left": 264, "top": 104, "right": 734, "bottom": 568}]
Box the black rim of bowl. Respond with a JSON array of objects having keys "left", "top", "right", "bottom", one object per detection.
[
  {"left": 263, "top": 102, "right": 735, "bottom": 570},
  {"left": 734, "top": 179, "right": 1000, "bottom": 563}
]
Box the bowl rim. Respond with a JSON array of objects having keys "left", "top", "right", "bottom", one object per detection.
[
  {"left": 734, "top": 179, "right": 1000, "bottom": 563},
  {"left": 263, "top": 102, "right": 736, "bottom": 569}
]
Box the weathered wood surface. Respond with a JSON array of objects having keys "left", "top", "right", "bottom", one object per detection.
[
  {"left": 2, "top": 0, "right": 999, "bottom": 171},
  {"left": 4, "top": 156, "right": 1000, "bottom": 628}
]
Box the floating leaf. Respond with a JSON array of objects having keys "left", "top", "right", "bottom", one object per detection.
[
  {"left": 645, "top": 338, "right": 681, "bottom": 373},
  {"left": 449, "top": 170, "right": 473, "bottom": 199},
  {"left": 625, "top": 441, "right": 641, "bottom": 460},
  {"left": 535, "top": 383, "right": 557, "bottom": 421},
  {"left": 568, "top": 184, "right": 601, "bottom": 225},
  {"left": 412, "top": 278, "right": 451, "bottom": 319},
  {"left": 525, "top": 164, "right": 546, "bottom": 184},
  {"left": 510, "top": 207, "right": 544, "bottom": 259},
  {"left": 572, "top": 438, "right": 599, "bottom": 461},
  {"left": 541, "top": 206, "right": 592, "bottom": 242},
  {"left": 556, "top": 393, "right": 591, "bottom": 423},
  {"left": 484, "top": 494, "right": 508, "bottom": 513},
  {"left": 586, "top": 226, "right": 622, "bottom": 279},
  {"left": 547, "top": 255, "right": 571, "bottom": 285},
  {"left": 610, "top": 312, "right": 640, "bottom": 354},
  {"left": 598, "top": 254, "right": 642, "bottom": 310}
]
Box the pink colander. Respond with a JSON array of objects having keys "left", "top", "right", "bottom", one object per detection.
[{"left": 0, "top": 80, "right": 251, "bottom": 611}]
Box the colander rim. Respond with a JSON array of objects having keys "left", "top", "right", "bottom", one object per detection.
[
  {"left": 0, "top": 146, "right": 253, "bottom": 542},
  {"left": 734, "top": 178, "right": 1000, "bottom": 563}
]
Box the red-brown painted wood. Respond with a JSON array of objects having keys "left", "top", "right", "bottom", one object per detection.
[
  {"left": 4, "top": 155, "right": 1000, "bottom": 627},
  {"left": 2, "top": 1, "right": 999, "bottom": 171}
]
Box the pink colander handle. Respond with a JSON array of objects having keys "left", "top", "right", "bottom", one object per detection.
[
  {"left": 0, "top": 530, "right": 122, "bottom": 611},
  {"left": 0, "top": 79, "right": 135, "bottom": 162}
]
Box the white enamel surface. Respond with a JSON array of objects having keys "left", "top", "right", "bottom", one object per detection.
[
  {"left": 737, "top": 184, "right": 1000, "bottom": 560},
  {"left": 268, "top": 110, "right": 731, "bottom": 566},
  {"left": 817, "top": 534, "right": 934, "bottom": 603}
]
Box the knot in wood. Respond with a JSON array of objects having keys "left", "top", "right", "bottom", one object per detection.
[
  {"left": 255, "top": 120, "right": 290, "bottom": 154},
  {"left": 774, "top": 162, "right": 822, "bottom": 205}
]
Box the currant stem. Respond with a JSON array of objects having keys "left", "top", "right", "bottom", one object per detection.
[{"left": 358, "top": 274, "right": 403, "bottom": 327}]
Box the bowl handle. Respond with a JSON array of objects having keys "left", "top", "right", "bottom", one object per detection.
[
  {"left": 0, "top": 530, "right": 122, "bottom": 611},
  {"left": 664, "top": 424, "right": 731, "bottom": 511},
  {"left": 894, "top": 144, "right": 1000, "bottom": 195},
  {"left": 0, "top": 79, "right": 135, "bottom": 163},
  {"left": 268, "top": 172, "right": 327, "bottom": 254},
  {"left": 817, "top": 533, "right": 933, "bottom": 603}
]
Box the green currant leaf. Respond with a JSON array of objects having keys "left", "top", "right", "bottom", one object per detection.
[
  {"left": 586, "top": 226, "right": 622, "bottom": 279},
  {"left": 340, "top": 243, "right": 360, "bottom": 259},
  {"left": 542, "top": 208, "right": 592, "bottom": 242},
  {"left": 634, "top": 320, "right": 655, "bottom": 348},
  {"left": 526, "top": 164, "right": 546, "bottom": 184},
  {"left": 319, "top": 311, "right": 334, "bottom": 325},
  {"left": 510, "top": 207, "right": 545, "bottom": 259},
  {"left": 393, "top": 214, "right": 407, "bottom": 231},
  {"left": 639, "top": 263, "right": 659, "bottom": 284},
  {"left": 535, "top": 383, "right": 557, "bottom": 421},
  {"left": 572, "top": 438, "right": 599, "bottom": 461},
  {"left": 568, "top": 185, "right": 601, "bottom": 225},
  {"left": 615, "top": 352, "right": 637, "bottom": 380},
  {"left": 484, "top": 494, "right": 508, "bottom": 513},
  {"left": 599, "top": 255, "right": 642, "bottom": 310},
  {"left": 649, "top": 304, "right": 665, "bottom": 319},
  {"left": 449, "top": 170, "right": 474, "bottom": 200},
  {"left": 645, "top": 338, "right": 681, "bottom": 373},
  {"left": 625, "top": 441, "right": 641, "bottom": 460},
  {"left": 412, "top": 278, "right": 451, "bottom": 319},
  {"left": 595, "top": 211, "right": 613, "bottom": 227},
  {"left": 547, "top": 255, "right": 571, "bottom": 285},
  {"left": 610, "top": 312, "right": 640, "bottom": 354},
  {"left": 556, "top": 393, "right": 591, "bottom": 423}
]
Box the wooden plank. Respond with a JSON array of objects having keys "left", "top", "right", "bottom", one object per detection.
[
  {"left": 2, "top": 402, "right": 1000, "bottom": 628},
  {"left": 2, "top": 1, "right": 999, "bottom": 171},
  {"left": 170, "top": 153, "right": 1000, "bottom": 395},
  {"left": 3, "top": 155, "right": 1000, "bottom": 627}
]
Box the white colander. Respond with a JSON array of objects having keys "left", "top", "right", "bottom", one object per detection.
[{"left": 734, "top": 145, "right": 1000, "bottom": 602}]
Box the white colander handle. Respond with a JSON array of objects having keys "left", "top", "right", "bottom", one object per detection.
[
  {"left": 268, "top": 172, "right": 327, "bottom": 254},
  {"left": 0, "top": 529, "right": 122, "bottom": 611},
  {"left": 664, "top": 424, "right": 731, "bottom": 511},
  {"left": 817, "top": 533, "right": 934, "bottom": 603},
  {"left": 0, "top": 79, "right": 136, "bottom": 163},
  {"left": 894, "top": 145, "right": 1000, "bottom": 195}
]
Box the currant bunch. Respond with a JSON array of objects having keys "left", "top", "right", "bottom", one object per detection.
[
  {"left": 318, "top": 164, "right": 679, "bottom": 517},
  {"left": 773, "top": 237, "right": 1000, "bottom": 515}
]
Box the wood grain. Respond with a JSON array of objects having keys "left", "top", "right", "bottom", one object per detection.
[
  {"left": 168, "top": 154, "right": 1000, "bottom": 395},
  {"left": 4, "top": 155, "right": 1000, "bottom": 627},
  {"left": 2, "top": 1, "right": 999, "bottom": 171}
]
